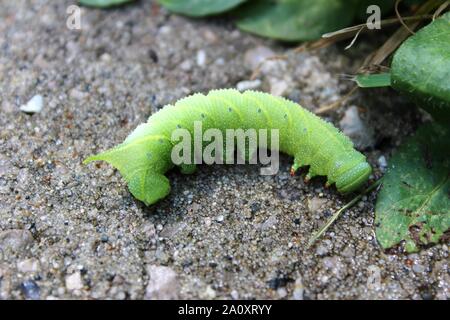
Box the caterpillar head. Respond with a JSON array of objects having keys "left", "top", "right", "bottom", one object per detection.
[{"left": 334, "top": 155, "right": 372, "bottom": 193}]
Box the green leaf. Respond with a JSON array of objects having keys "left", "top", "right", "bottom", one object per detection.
[
  {"left": 157, "top": 0, "right": 248, "bottom": 17},
  {"left": 79, "top": 0, "right": 134, "bottom": 7},
  {"left": 235, "top": 0, "right": 358, "bottom": 42},
  {"left": 391, "top": 12, "right": 450, "bottom": 123},
  {"left": 355, "top": 73, "right": 391, "bottom": 88},
  {"left": 375, "top": 123, "right": 450, "bottom": 252}
]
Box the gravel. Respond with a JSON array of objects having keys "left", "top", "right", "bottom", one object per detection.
[{"left": 0, "top": 0, "right": 448, "bottom": 300}]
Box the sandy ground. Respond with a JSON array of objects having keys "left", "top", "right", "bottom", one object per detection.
[{"left": 0, "top": 0, "right": 448, "bottom": 300}]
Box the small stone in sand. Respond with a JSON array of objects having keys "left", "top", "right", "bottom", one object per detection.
[{"left": 20, "top": 95, "right": 44, "bottom": 114}]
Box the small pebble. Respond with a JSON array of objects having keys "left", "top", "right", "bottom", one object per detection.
[
  {"left": 236, "top": 79, "right": 262, "bottom": 91},
  {"left": 196, "top": 50, "right": 207, "bottom": 67},
  {"left": 244, "top": 46, "right": 275, "bottom": 70},
  {"left": 339, "top": 106, "right": 374, "bottom": 149},
  {"left": 20, "top": 95, "right": 44, "bottom": 114},
  {"left": 204, "top": 217, "right": 212, "bottom": 227},
  {"left": 261, "top": 215, "right": 277, "bottom": 230},
  {"left": 367, "top": 265, "right": 382, "bottom": 290},
  {"left": 65, "top": 272, "right": 83, "bottom": 291},
  {"left": 292, "top": 278, "right": 304, "bottom": 300},
  {"left": 412, "top": 263, "right": 425, "bottom": 274},
  {"left": 250, "top": 202, "right": 261, "bottom": 214},
  {"left": 17, "top": 258, "right": 40, "bottom": 273},
  {"left": 20, "top": 280, "right": 40, "bottom": 300},
  {"left": 308, "top": 197, "right": 326, "bottom": 213},
  {"left": 0, "top": 229, "right": 34, "bottom": 253},
  {"left": 145, "top": 265, "right": 179, "bottom": 300},
  {"left": 277, "top": 287, "right": 287, "bottom": 298},
  {"left": 315, "top": 240, "right": 332, "bottom": 256},
  {"left": 378, "top": 155, "right": 388, "bottom": 171},
  {"left": 179, "top": 60, "right": 192, "bottom": 71},
  {"left": 269, "top": 79, "right": 289, "bottom": 97},
  {"left": 201, "top": 285, "right": 216, "bottom": 299}
]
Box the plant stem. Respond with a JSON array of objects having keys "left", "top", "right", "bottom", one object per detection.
[{"left": 307, "top": 179, "right": 382, "bottom": 248}]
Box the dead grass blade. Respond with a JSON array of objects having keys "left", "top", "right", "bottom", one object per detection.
[
  {"left": 315, "top": 86, "right": 358, "bottom": 115},
  {"left": 363, "top": 0, "right": 443, "bottom": 69}
]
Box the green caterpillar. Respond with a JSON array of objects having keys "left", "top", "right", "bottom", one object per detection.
[{"left": 85, "top": 89, "right": 372, "bottom": 205}]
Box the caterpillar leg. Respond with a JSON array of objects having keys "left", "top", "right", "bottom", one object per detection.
[
  {"left": 128, "top": 172, "right": 171, "bottom": 206},
  {"left": 290, "top": 156, "right": 307, "bottom": 176},
  {"left": 325, "top": 175, "right": 337, "bottom": 188},
  {"left": 290, "top": 167, "right": 316, "bottom": 182},
  {"left": 304, "top": 172, "right": 314, "bottom": 183},
  {"left": 180, "top": 163, "right": 197, "bottom": 175}
]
